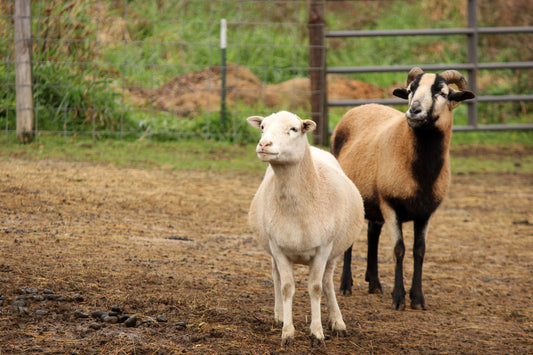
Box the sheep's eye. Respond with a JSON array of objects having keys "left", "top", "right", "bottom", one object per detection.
[
  {"left": 260, "top": 124, "right": 264, "bottom": 130},
  {"left": 290, "top": 127, "right": 298, "bottom": 133}
]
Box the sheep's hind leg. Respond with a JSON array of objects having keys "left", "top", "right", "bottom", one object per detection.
[
  {"left": 365, "top": 221, "right": 383, "bottom": 294},
  {"left": 271, "top": 249, "right": 296, "bottom": 347},
  {"left": 323, "top": 258, "right": 347, "bottom": 337},
  {"left": 383, "top": 211, "right": 406, "bottom": 311},
  {"left": 308, "top": 246, "right": 332, "bottom": 347},
  {"left": 410, "top": 218, "right": 429, "bottom": 310}
]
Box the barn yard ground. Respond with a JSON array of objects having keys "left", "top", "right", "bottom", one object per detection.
[{"left": 0, "top": 139, "right": 532, "bottom": 354}]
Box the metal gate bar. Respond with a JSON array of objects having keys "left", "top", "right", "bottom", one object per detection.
[{"left": 323, "top": 0, "right": 533, "bottom": 132}]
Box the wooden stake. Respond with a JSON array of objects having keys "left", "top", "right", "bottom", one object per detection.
[{"left": 14, "top": 0, "right": 34, "bottom": 143}]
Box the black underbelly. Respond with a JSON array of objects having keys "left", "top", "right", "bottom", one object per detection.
[
  {"left": 364, "top": 194, "right": 442, "bottom": 223},
  {"left": 363, "top": 200, "right": 384, "bottom": 223},
  {"left": 386, "top": 194, "right": 442, "bottom": 222}
]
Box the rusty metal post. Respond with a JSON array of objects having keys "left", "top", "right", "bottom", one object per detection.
[
  {"left": 308, "top": 0, "right": 328, "bottom": 146},
  {"left": 467, "top": 0, "right": 479, "bottom": 127}
]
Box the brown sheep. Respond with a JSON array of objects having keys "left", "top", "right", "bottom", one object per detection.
[{"left": 330, "top": 67, "right": 475, "bottom": 310}]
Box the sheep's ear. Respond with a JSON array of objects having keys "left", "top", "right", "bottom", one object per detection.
[
  {"left": 448, "top": 89, "right": 475, "bottom": 109},
  {"left": 246, "top": 116, "right": 264, "bottom": 130},
  {"left": 449, "top": 89, "right": 475, "bottom": 102},
  {"left": 393, "top": 88, "right": 409, "bottom": 100},
  {"left": 301, "top": 119, "right": 316, "bottom": 133}
]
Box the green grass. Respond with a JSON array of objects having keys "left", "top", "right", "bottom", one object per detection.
[
  {"left": 1, "top": 0, "right": 531, "bottom": 141},
  {"left": 2, "top": 134, "right": 531, "bottom": 176},
  {"left": 451, "top": 130, "right": 533, "bottom": 145},
  {"left": 98, "top": 1, "right": 309, "bottom": 86},
  {"left": 1, "top": 135, "right": 265, "bottom": 174},
  {"left": 451, "top": 153, "right": 533, "bottom": 175}
]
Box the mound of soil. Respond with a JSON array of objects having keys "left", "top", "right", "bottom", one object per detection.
[{"left": 125, "top": 65, "right": 386, "bottom": 116}]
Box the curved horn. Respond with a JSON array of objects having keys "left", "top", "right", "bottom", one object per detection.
[
  {"left": 406, "top": 67, "right": 424, "bottom": 86},
  {"left": 440, "top": 70, "right": 468, "bottom": 90}
]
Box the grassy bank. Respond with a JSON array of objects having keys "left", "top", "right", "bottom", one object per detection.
[{"left": 2, "top": 134, "right": 532, "bottom": 176}]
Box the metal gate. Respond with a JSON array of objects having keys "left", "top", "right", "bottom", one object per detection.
[{"left": 309, "top": 0, "right": 533, "bottom": 143}]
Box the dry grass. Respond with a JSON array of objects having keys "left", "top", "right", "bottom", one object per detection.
[{"left": 0, "top": 155, "right": 532, "bottom": 354}]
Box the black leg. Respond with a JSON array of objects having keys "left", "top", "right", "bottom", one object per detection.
[
  {"left": 365, "top": 221, "right": 383, "bottom": 294},
  {"left": 390, "top": 219, "right": 406, "bottom": 310},
  {"left": 410, "top": 218, "right": 428, "bottom": 310},
  {"left": 392, "top": 238, "right": 406, "bottom": 310},
  {"left": 340, "top": 246, "right": 353, "bottom": 295}
]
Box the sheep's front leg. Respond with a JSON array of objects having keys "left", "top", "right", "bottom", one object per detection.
[
  {"left": 392, "top": 233, "right": 406, "bottom": 310},
  {"left": 271, "top": 257, "right": 283, "bottom": 325},
  {"left": 270, "top": 246, "right": 296, "bottom": 347},
  {"left": 411, "top": 218, "right": 429, "bottom": 310},
  {"left": 323, "top": 257, "right": 347, "bottom": 337},
  {"left": 383, "top": 205, "right": 406, "bottom": 310}
]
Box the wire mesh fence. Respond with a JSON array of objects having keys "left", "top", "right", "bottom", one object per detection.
[
  {"left": 1, "top": 0, "right": 314, "bottom": 143},
  {"left": 1, "top": 0, "right": 532, "bottom": 144}
]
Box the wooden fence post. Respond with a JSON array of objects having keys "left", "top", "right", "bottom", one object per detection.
[
  {"left": 14, "top": 0, "right": 34, "bottom": 143},
  {"left": 308, "top": 0, "right": 328, "bottom": 146}
]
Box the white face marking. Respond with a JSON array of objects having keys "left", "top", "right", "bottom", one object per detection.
[
  {"left": 254, "top": 112, "right": 308, "bottom": 164},
  {"left": 432, "top": 84, "right": 449, "bottom": 116},
  {"left": 408, "top": 74, "right": 436, "bottom": 119},
  {"left": 406, "top": 74, "right": 450, "bottom": 126}
]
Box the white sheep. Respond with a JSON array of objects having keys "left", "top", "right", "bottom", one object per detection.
[
  {"left": 247, "top": 111, "right": 364, "bottom": 347},
  {"left": 331, "top": 67, "right": 475, "bottom": 310}
]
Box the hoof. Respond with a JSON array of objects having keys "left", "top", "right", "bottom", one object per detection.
[
  {"left": 310, "top": 334, "right": 326, "bottom": 348},
  {"left": 368, "top": 283, "right": 383, "bottom": 294},
  {"left": 392, "top": 293, "right": 406, "bottom": 310},
  {"left": 340, "top": 276, "right": 353, "bottom": 296},
  {"left": 281, "top": 336, "right": 294, "bottom": 348},
  {"left": 411, "top": 302, "right": 427, "bottom": 310},
  {"left": 340, "top": 288, "right": 352, "bottom": 296},
  {"left": 329, "top": 321, "right": 347, "bottom": 337},
  {"left": 409, "top": 290, "right": 426, "bottom": 310},
  {"left": 331, "top": 329, "right": 348, "bottom": 337},
  {"left": 392, "top": 299, "right": 406, "bottom": 311},
  {"left": 392, "top": 288, "right": 406, "bottom": 310}
]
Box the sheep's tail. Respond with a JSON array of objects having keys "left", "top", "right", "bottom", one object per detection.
[{"left": 440, "top": 70, "right": 468, "bottom": 90}]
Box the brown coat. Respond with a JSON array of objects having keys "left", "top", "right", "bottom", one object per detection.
[{"left": 331, "top": 103, "right": 451, "bottom": 223}]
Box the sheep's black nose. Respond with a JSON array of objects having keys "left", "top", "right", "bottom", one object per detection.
[{"left": 409, "top": 101, "right": 422, "bottom": 115}]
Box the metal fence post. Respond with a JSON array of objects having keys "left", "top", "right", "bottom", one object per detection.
[
  {"left": 467, "top": 0, "right": 479, "bottom": 127},
  {"left": 308, "top": 0, "right": 328, "bottom": 146},
  {"left": 220, "top": 19, "right": 227, "bottom": 126}
]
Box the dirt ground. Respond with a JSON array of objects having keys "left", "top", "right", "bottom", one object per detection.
[{"left": 0, "top": 152, "right": 532, "bottom": 354}]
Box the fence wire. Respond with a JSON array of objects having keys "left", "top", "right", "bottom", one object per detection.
[
  {"left": 1, "top": 0, "right": 532, "bottom": 143},
  {"left": 1, "top": 0, "right": 313, "bottom": 142}
]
